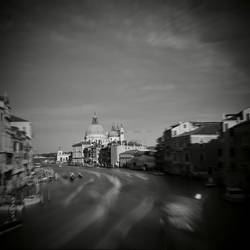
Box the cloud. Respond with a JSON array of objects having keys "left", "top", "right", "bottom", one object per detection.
[
  {"left": 142, "top": 83, "right": 175, "bottom": 91},
  {"left": 20, "top": 104, "right": 105, "bottom": 121},
  {"left": 146, "top": 31, "right": 200, "bottom": 50}
]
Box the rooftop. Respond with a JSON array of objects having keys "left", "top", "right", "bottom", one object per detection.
[
  {"left": 177, "top": 122, "right": 221, "bottom": 137},
  {"left": 120, "top": 150, "right": 141, "bottom": 156},
  {"left": 10, "top": 115, "right": 28, "bottom": 122},
  {"left": 229, "top": 119, "right": 250, "bottom": 130}
]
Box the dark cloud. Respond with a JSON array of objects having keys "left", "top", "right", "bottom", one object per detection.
[{"left": 0, "top": 0, "right": 249, "bottom": 152}]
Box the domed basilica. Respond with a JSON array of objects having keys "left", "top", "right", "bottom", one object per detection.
[
  {"left": 84, "top": 113, "right": 124, "bottom": 145},
  {"left": 72, "top": 114, "right": 125, "bottom": 165}
]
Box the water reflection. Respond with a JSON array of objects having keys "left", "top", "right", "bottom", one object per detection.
[{"left": 162, "top": 195, "right": 203, "bottom": 232}]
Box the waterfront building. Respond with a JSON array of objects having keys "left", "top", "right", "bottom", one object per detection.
[
  {"left": 56, "top": 148, "right": 71, "bottom": 163},
  {"left": 110, "top": 142, "right": 147, "bottom": 167},
  {"left": 0, "top": 95, "right": 13, "bottom": 185},
  {"left": 10, "top": 115, "right": 33, "bottom": 172},
  {"left": 72, "top": 114, "right": 126, "bottom": 165},
  {"left": 85, "top": 114, "right": 107, "bottom": 145},
  {"left": 221, "top": 107, "right": 250, "bottom": 190},
  {"left": 160, "top": 121, "right": 221, "bottom": 176},
  {"left": 10, "top": 115, "right": 32, "bottom": 139},
  {"left": 98, "top": 144, "right": 111, "bottom": 167},
  {"left": 128, "top": 150, "right": 156, "bottom": 170},
  {"left": 171, "top": 121, "right": 202, "bottom": 137},
  {"left": 0, "top": 94, "right": 33, "bottom": 189},
  {"left": 72, "top": 142, "right": 84, "bottom": 165},
  {"left": 119, "top": 150, "right": 140, "bottom": 168},
  {"left": 222, "top": 107, "right": 250, "bottom": 132},
  {"left": 107, "top": 124, "right": 125, "bottom": 143}
]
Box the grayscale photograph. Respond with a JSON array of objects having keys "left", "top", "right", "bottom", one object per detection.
[{"left": 0, "top": 0, "right": 249, "bottom": 249}]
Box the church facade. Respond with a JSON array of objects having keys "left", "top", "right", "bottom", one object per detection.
[{"left": 72, "top": 114, "right": 125, "bottom": 165}]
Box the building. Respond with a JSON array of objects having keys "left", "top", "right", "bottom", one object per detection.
[
  {"left": 119, "top": 150, "right": 140, "bottom": 168},
  {"left": 98, "top": 144, "right": 111, "bottom": 167},
  {"left": 171, "top": 121, "right": 202, "bottom": 137},
  {"left": 0, "top": 95, "right": 13, "bottom": 185},
  {"left": 107, "top": 124, "right": 125, "bottom": 143},
  {"left": 10, "top": 115, "right": 33, "bottom": 172},
  {"left": 10, "top": 115, "right": 32, "bottom": 139},
  {"left": 85, "top": 114, "right": 107, "bottom": 145},
  {"left": 0, "top": 94, "right": 33, "bottom": 190},
  {"left": 222, "top": 107, "right": 250, "bottom": 191},
  {"left": 72, "top": 142, "right": 84, "bottom": 165},
  {"left": 161, "top": 121, "right": 221, "bottom": 176},
  {"left": 119, "top": 149, "right": 156, "bottom": 170},
  {"left": 56, "top": 148, "right": 71, "bottom": 163},
  {"left": 110, "top": 142, "right": 147, "bottom": 167},
  {"left": 222, "top": 107, "right": 250, "bottom": 132},
  {"left": 128, "top": 150, "right": 156, "bottom": 170},
  {"left": 72, "top": 114, "right": 126, "bottom": 165}
]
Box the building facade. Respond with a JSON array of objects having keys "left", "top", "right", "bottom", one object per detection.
[
  {"left": 72, "top": 114, "right": 126, "bottom": 165},
  {"left": 0, "top": 94, "right": 33, "bottom": 190},
  {"left": 110, "top": 143, "right": 147, "bottom": 167},
  {"left": 161, "top": 121, "right": 221, "bottom": 177},
  {"left": 57, "top": 148, "right": 71, "bottom": 163},
  {"left": 222, "top": 107, "right": 250, "bottom": 190},
  {"left": 0, "top": 95, "right": 13, "bottom": 184}
]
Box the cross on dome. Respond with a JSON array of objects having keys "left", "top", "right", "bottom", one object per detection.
[{"left": 92, "top": 113, "right": 98, "bottom": 124}]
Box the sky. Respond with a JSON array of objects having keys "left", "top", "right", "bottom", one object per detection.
[{"left": 0, "top": 0, "right": 250, "bottom": 153}]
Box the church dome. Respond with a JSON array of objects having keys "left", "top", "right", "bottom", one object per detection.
[
  {"left": 86, "top": 114, "right": 105, "bottom": 138},
  {"left": 87, "top": 124, "right": 104, "bottom": 136},
  {"left": 108, "top": 125, "right": 119, "bottom": 137}
]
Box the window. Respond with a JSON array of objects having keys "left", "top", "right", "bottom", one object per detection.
[
  {"left": 230, "top": 147, "right": 235, "bottom": 158},
  {"left": 229, "top": 128, "right": 234, "bottom": 137},
  {"left": 224, "top": 123, "right": 228, "bottom": 131},
  {"left": 230, "top": 162, "right": 236, "bottom": 171},
  {"left": 247, "top": 113, "right": 250, "bottom": 121},
  {"left": 185, "top": 153, "right": 189, "bottom": 162},
  {"left": 173, "top": 153, "right": 177, "bottom": 161},
  {"left": 239, "top": 112, "right": 243, "bottom": 120},
  {"left": 6, "top": 153, "right": 12, "bottom": 165},
  {"left": 217, "top": 162, "right": 223, "bottom": 169},
  {"left": 218, "top": 149, "right": 223, "bottom": 157},
  {"left": 200, "top": 154, "right": 204, "bottom": 162}
]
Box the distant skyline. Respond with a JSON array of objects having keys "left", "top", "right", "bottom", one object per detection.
[{"left": 1, "top": 0, "right": 250, "bottom": 153}]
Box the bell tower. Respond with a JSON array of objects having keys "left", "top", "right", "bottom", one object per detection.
[{"left": 119, "top": 124, "right": 125, "bottom": 142}]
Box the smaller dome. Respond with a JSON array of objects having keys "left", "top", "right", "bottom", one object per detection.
[
  {"left": 109, "top": 130, "right": 119, "bottom": 137},
  {"left": 108, "top": 125, "right": 119, "bottom": 137}
]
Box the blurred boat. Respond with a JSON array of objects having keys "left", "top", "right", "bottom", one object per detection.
[
  {"left": 70, "top": 172, "right": 75, "bottom": 181},
  {"left": 224, "top": 187, "right": 246, "bottom": 203}
]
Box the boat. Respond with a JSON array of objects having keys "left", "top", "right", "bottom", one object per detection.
[
  {"left": 70, "top": 172, "right": 75, "bottom": 181},
  {"left": 224, "top": 187, "right": 246, "bottom": 203}
]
